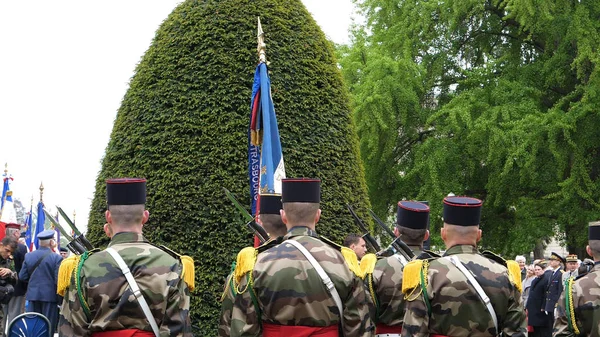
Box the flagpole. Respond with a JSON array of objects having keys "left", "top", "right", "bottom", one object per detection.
[{"left": 257, "top": 17, "right": 267, "bottom": 64}]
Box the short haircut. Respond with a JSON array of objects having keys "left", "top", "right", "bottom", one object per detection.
[
  {"left": 2, "top": 236, "right": 18, "bottom": 251},
  {"left": 282, "top": 202, "right": 319, "bottom": 226},
  {"left": 343, "top": 233, "right": 362, "bottom": 248},
  {"left": 259, "top": 214, "right": 286, "bottom": 238},
  {"left": 398, "top": 227, "right": 427, "bottom": 245},
  {"left": 108, "top": 204, "right": 145, "bottom": 227},
  {"left": 515, "top": 255, "right": 526, "bottom": 263},
  {"left": 589, "top": 240, "right": 600, "bottom": 259},
  {"left": 443, "top": 223, "right": 479, "bottom": 240}
]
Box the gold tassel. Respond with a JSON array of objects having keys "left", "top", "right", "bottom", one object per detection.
[
  {"left": 57, "top": 255, "right": 80, "bottom": 296},
  {"left": 341, "top": 247, "right": 364, "bottom": 278},
  {"left": 360, "top": 253, "right": 378, "bottom": 276},
  {"left": 234, "top": 247, "right": 258, "bottom": 284},
  {"left": 180, "top": 255, "right": 195, "bottom": 291},
  {"left": 506, "top": 260, "right": 523, "bottom": 292},
  {"left": 402, "top": 260, "right": 423, "bottom": 294}
]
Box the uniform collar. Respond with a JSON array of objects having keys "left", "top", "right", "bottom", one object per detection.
[
  {"left": 283, "top": 226, "right": 319, "bottom": 240},
  {"left": 408, "top": 245, "right": 423, "bottom": 256},
  {"left": 108, "top": 232, "right": 148, "bottom": 246},
  {"left": 444, "top": 244, "right": 478, "bottom": 256}
]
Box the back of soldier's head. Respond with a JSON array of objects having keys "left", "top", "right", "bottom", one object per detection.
[
  {"left": 258, "top": 194, "right": 285, "bottom": 237},
  {"left": 281, "top": 178, "right": 320, "bottom": 227},
  {"left": 588, "top": 221, "right": 600, "bottom": 260},
  {"left": 441, "top": 196, "right": 483, "bottom": 244},
  {"left": 106, "top": 178, "right": 147, "bottom": 228},
  {"left": 396, "top": 201, "right": 429, "bottom": 245}
]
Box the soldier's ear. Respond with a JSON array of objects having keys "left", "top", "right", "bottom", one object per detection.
[
  {"left": 423, "top": 230, "right": 430, "bottom": 242},
  {"left": 440, "top": 226, "right": 446, "bottom": 241},
  {"left": 586, "top": 245, "right": 593, "bottom": 258},
  {"left": 280, "top": 209, "right": 288, "bottom": 225},
  {"left": 142, "top": 210, "right": 150, "bottom": 224},
  {"left": 103, "top": 223, "right": 113, "bottom": 238},
  {"left": 105, "top": 210, "right": 112, "bottom": 224},
  {"left": 393, "top": 227, "right": 400, "bottom": 238},
  {"left": 476, "top": 229, "right": 482, "bottom": 242},
  {"left": 314, "top": 209, "right": 321, "bottom": 223}
]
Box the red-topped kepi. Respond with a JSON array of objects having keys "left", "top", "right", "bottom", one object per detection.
[
  {"left": 106, "top": 178, "right": 147, "bottom": 206},
  {"left": 281, "top": 178, "right": 320, "bottom": 203},
  {"left": 397, "top": 201, "right": 430, "bottom": 229},
  {"left": 443, "top": 196, "right": 483, "bottom": 226}
]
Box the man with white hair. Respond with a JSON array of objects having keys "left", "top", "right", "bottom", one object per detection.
[
  {"left": 515, "top": 255, "right": 527, "bottom": 281},
  {"left": 19, "top": 229, "right": 64, "bottom": 334}
]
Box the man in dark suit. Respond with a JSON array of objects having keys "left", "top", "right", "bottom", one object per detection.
[
  {"left": 526, "top": 261, "right": 552, "bottom": 337},
  {"left": 19, "top": 229, "right": 64, "bottom": 333},
  {"left": 544, "top": 252, "right": 565, "bottom": 327}
]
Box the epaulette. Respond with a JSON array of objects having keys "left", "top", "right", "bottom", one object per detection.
[
  {"left": 233, "top": 247, "right": 258, "bottom": 285},
  {"left": 319, "top": 235, "right": 363, "bottom": 278},
  {"left": 481, "top": 250, "right": 507, "bottom": 266},
  {"left": 402, "top": 259, "right": 424, "bottom": 295},
  {"left": 505, "top": 260, "right": 523, "bottom": 292},
  {"left": 417, "top": 250, "right": 441, "bottom": 259},
  {"left": 57, "top": 254, "right": 80, "bottom": 296},
  {"left": 360, "top": 253, "right": 378, "bottom": 277},
  {"left": 257, "top": 237, "right": 283, "bottom": 253},
  {"left": 159, "top": 245, "right": 195, "bottom": 291}
]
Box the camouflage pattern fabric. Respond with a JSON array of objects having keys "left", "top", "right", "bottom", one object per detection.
[
  {"left": 366, "top": 244, "right": 424, "bottom": 327},
  {"left": 58, "top": 232, "right": 192, "bottom": 337},
  {"left": 554, "top": 262, "right": 600, "bottom": 337},
  {"left": 219, "top": 271, "right": 235, "bottom": 337},
  {"left": 402, "top": 245, "right": 527, "bottom": 337},
  {"left": 230, "top": 226, "right": 372, "bottom": 336}
]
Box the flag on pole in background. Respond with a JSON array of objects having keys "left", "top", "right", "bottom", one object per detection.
[
  {"left": 24, "top": 206, "right": 33, "bottom": 251},
  {"left": 0, "top": 192, "right": 17, "bottom": 239},
  {"left": 1, "top": 171, "right": 13, "bottom": 210},
  {"left": 32, "top": 200, "right": 45, "bottom": 250}
]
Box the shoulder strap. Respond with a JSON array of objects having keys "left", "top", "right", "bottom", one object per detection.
[
  {"left": 285, "top": 239, "right": 345, "bottom": 331},
  {"left": 446, "top": 255, "right": 498, "bottom": 334},
  {"left": 29, "top": 250, "right": 53, "bottom": 278},
  {"left": 105, "top": 248, "right": 160, "bottom": 337}
]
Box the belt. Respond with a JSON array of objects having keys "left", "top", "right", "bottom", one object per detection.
[
  {"left": 91, "top": 329, "right": 155, "bottom": 337},
  {"left": 262, "top": 323, "right": 338, "bottom": 337},
  {"left": 375, "top": 323, "right": 403, "bottom": 335}
]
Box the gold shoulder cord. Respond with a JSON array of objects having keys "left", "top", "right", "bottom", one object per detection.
[
  {"left": 567, "top": 277, "right": 580, "bottom": 335},
  {"left": 404, "top": 260, "right": 428, "bottom": 301}
]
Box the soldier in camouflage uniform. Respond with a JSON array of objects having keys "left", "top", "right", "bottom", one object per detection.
[
  {"left": 230, "top": 178, "right": 372, "bottom": 337},
  {"left": 219, "top": 194, "right": 286, "bottom": 337},
  {"left": 57, "top": 178, "right": 194, "bottom": 337},
  {"left": 553, "top": 221, "right": 600, "bottom": 337},
  {"left": 362, "top": 201, "right": 431, "bottom": 336},
  {"left": 401, "top": 196, "right": 527, "bottom": 337}
]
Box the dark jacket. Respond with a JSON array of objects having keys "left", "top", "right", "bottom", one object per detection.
[
  {"left": 19, "top": 247, "right": 63, "bottom": 302},
  {"left": 525, "top": 274, "right": 552, "bottom": 327},
  {"left": 544, "top": 268, "right": 563, "bottom": 312},
  {"left": 13, "top": 243, "right": 28, "bottom": 296}
]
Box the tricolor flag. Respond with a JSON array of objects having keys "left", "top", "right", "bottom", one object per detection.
[
  {"left": 24, "top": 207, "right": 33, "bottom": 251},
  {"left": 0, "top": 192, "right": 17, "bottom": 239},
  {"left": 1, "top": 171, "right": 13, "bottom": 210},
  {"left": 249, "top": 62, "right": 285, "bottom": 212}
]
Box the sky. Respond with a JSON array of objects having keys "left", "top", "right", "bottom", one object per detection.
[{"left": 0, "top": 1, "right": 361, "bottom": 232}]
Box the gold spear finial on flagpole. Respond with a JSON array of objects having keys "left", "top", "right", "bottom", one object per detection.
[
  {"left": 39, "top": 182, "right": 44, "bottom": 203},
  {"left": 73, "top": 210, "right": 76, "bottom": 225},
  {"left": 257, "top": 17, "right": 267, "bottom": 64},
  {"left": 3, "top": 163, "right": 7, "bottom": 176}
]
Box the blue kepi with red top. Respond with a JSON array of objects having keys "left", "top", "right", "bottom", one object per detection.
[
  {"left": 106, "top": 178, "right": 147, "bottom": 206},
  {"left": 443, "top": 196, "right": 483, "bottom": 226}
]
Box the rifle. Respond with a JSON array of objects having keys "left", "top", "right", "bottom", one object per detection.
[
  {"left": 223, "top": 188, "right": 270, "bottom": 244},
  {"left": 43, "top": 209, "right": 91, "bottom": 255},
  {"left": 55, "top": 206, "right": 95, "bottom": 254},
  {"left": 346, "top": 204, "right": 380, "bottom": 252},
  {"left": 368, "top": 209, "right": 414, "bottom": 261}
]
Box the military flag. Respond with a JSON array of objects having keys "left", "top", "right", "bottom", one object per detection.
[
  {"left": 1, "top": 167, "right": 13, "bottom": 210},
  {"left": 24, "top": 207, "right": 33, "bottom": 251},
  {"left": 32, "top": 200, "right": 45, "bottom": 250},
  {"left": 0, "top": 192, "right": 17, "bottom": 239}
]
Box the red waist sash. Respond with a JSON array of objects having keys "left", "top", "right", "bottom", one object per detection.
[
  {"left": 376, "top": 323, "right": 403, "bottom": 334},
  {"left": 263, "top": 323, "right": 338, "bottom": 337},
  {"left": 91, "top": 329, "right": 155, "bottom": 337}
]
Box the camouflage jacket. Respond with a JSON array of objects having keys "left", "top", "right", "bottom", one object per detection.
[
  {"left": 365, "top": 244, "right": 424, "bottom": 327},
  {"left": 230, "top": 226, "right": 372, "bottom": 337},
  {"left": 554, "top": 261, "right": 600, "bottom": 337},
  {"left": 219, "top": 270, "right": 235, "bottom": 337},
  {"left": 402, "top": 245, "right": 527, "bottom": 337},
  {"left": 58, "top": 232, "right": 192, "bottom": 337}
]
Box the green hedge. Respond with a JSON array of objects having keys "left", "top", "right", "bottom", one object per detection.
[{"left": 87, "top": 0, "right": 371, "bottom": 334}]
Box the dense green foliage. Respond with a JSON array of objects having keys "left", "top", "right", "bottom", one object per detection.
[
  {"left": 87, "top": 0, "right": 370, "bottom": 333},
  {"left": 339, "top": 0, "right": 600, "bottom": 256}
]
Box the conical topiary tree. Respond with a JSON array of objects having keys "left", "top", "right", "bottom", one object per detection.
[{"left": 87, "top": 0, "right": 371, "bottom": 334}]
